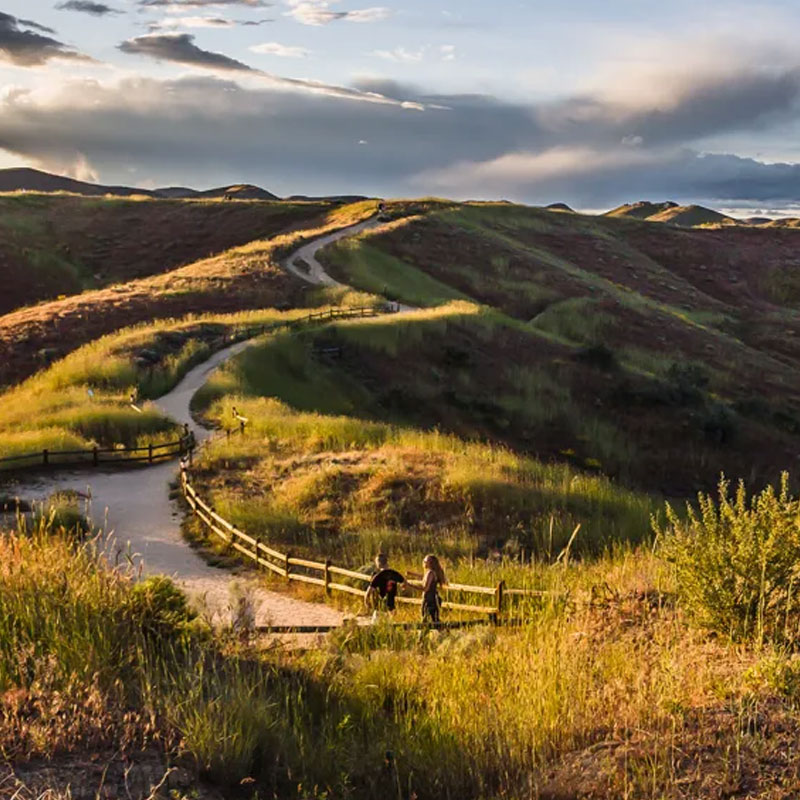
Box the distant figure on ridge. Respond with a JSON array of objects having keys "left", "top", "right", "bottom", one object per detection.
[
  {"left": 365, "top": 553, "right": 405, "bottom": 614},
  {"left": 421, "top": 554, "right": 447, "bottom": 624}
]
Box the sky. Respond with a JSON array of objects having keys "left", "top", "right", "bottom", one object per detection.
[{"left": 3, "top": 1, "right": 800, "bottom": 212}]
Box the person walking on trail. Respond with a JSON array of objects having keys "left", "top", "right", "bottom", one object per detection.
[
  {"left": 365, "top": 553, "right": 405, "bottom": 614},
  {"left": 421, "top": 554, "right": 446, "bottom": 624}
]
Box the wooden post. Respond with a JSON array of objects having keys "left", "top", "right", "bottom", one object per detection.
[
  {"left": 42, "top": 449, "right": 48, "bottom": 466},
  {"left": 148, "top": 443, "right": 154, "bottom": 463},
  {"left": 285, "top": 551, "right": 292, "bottom": 582},
  {"left": 255, "top": 537, "right": 262, "bottom": 570},
  {"left": 324, "top": 558, "right": 332, "bottom": 596},
  {"left": 93, "top": 446, "right": 99, "bottom": 466},
  {"left": 496, "top": 580, "right": 506, "bottom": 616}
]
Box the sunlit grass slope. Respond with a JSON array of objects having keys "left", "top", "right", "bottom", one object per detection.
[
  {"left": 188, "top": 305, "right": 654, "bottom": 571},
  {"left": 7, "top": 504, "right": 800, "bottom": 798}
]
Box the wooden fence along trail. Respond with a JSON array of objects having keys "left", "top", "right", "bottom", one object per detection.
[
  {"left": 181, "top": 466, "right": 544, "bottom": 619},
  {"left": 0, "top": 436, "right": 194, "bottom": 470}
]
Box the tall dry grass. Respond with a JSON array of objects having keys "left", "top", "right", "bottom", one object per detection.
[{"left": 4, "top": 518, "right": 793, "bottom": 798}]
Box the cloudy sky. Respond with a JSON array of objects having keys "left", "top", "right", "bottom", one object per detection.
[{"left": 3, "top": 0, "right": 800, "bottom": 211}]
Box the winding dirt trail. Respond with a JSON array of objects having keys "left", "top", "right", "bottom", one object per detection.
[
  {"left": 0, "top": 221, "right": 380, "bottom": 630},
  {"left": 284, "top": 218, "right": 378, "bottom": 287}
]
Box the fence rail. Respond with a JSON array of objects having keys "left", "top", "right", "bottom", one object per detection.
[
  {"left": 0, "top": 435, "right": 194, "bottom": 470},
  {"left": 181, "top": 467, "right": 547, "bottom": 618},
  {"left": 0, "top": 304, "right": 388, "bottom": 473}
]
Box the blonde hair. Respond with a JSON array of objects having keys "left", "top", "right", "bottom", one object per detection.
[{"left": 424, "top": 554, "right": 446, "bottom": 587}]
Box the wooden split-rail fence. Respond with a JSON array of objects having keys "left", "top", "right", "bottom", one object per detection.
[
  {"left": 0, "top": 435, "right": 194, "bottom": 471},
  {"left": 180, "top": 465, "right": 545, "bottom": 619}
]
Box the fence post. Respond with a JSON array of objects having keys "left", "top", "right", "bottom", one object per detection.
[
  {"left": 324, "top": 559, "right": 331, "bottom": 596},
  {"left": 285, "top": 550, "right": 292, "bottom": 582},
  {"left": 42, "top": 449, "right": 48, "bottom": 466},
  {"left": 148, "top": 443, "right": 154, "bottom": 463},
  {"left": 495, "top": 580, "right": 506, "bottom": 617},
  {"left": 93, "top": 446, "right": 99, "bottom": 466},
  {"left": 255, "top": 537, "right": 262, "bottom": 570}
]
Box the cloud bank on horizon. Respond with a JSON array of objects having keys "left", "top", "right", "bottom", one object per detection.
[{"left": 2, "top": 0, "right": 800, "bottom": 211}]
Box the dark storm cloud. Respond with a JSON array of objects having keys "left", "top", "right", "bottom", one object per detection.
[
  {"left": 117, "top": 37, "right": 427, "bottom": 105},
  {"left": 0, "top": 11, "right": 93, "bottom": 66},
  {"left": 3, "top": 65, "right": 800, "bottom": 206},
  {"left": 534, "top": 68, "right": 800, "bottom": 149},
  {"left": 119, "top": 33, "right": 254, "bottom": 72},
  {"left": 56, "top": 1, "right": 121, "bottom": 16},
  {"left": 18, "top": 18, "right": 57, "bottom": 34}
]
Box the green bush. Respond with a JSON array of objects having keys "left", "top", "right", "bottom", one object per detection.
[
  {"left": 659, "top": 473, "right": 800, "bottom": 643},
  {"left": 129, "top": 575, "right": 196, "bottom": 636}
]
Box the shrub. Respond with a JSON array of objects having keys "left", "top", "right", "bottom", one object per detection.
[
  {"left": 659, "top": 473, "right": 800, "bottom": 643},
  {"left": 129, "top": 575, "right": 196, "bottom": 636},
  {"left": 575, "top": 342, "right": 617, "bottom": 370},
  {"left": 666, "top": 361, "right": 708, "bottom": 405}
]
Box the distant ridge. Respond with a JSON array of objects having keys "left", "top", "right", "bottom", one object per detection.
[
  {"left": 0, "top": 167, "right": 145, "bottom": 197},
  {"left": 546, "top": 202, "right": 575, "bottom": 213},
  {"left": 605, "top": 201, "right": 680, "bottom": 220},
  {"left": 605, "top": 200, "right": 735, "bottom": 228},
  {"left": 0, "top": 167, "right": 280, "bottom": 201}
]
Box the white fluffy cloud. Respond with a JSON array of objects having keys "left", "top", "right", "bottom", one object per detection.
[
  {"left": 370, "top": 44, "right": 457, "bottom": 64},
  {"left": 251, "top": 41, "right": 310, "bottom": 57},
  {"left": 150, "top": 16, "right": 239, "bottom": 28},
  {"left": 285, "top": 0, "right": 388, "bottom": 26}
]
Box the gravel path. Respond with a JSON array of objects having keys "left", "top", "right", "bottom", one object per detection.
[
  {"left": 284, "top": 218, "right": 379, "bottom": 287},
  {"left": 0, "top": 223, "right": 379, "bottom": 630}
]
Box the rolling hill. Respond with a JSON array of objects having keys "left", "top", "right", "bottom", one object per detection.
[
  {"left": 0, "top": 200, "right": 378, "bottom": 387},
  {"left": 0, "top": 167, "right": 279, "bottom": 200},
  {"left": 0, "top": 193, "right": 331, "bottom": 316},
  {"left": 605, "top": 200, "right": 734, "bottom": 227},
  {"left": 312, "top": 201, "right": 800, "bottom": 494}
]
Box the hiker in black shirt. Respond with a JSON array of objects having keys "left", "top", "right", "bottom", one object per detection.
[{"left": 365, "top": 553, "right": 405, "bottom": 612}]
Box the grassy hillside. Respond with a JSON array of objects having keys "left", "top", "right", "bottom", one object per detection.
[
  {"left": 316, "top": 203, "right": 800, "bottom": 494},
  {"left": 0, "top": 304, "right": 376, "bottom": 464},
  {"left": 0, "top": 193, "right": 333, "bottom": 315},
  {"left": 0, "top": 200, "right": 378, "bottom": 388}
]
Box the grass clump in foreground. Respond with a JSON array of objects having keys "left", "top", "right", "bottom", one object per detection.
[{"left": 9, "top": 517, "right": 800, "bottom": 798}]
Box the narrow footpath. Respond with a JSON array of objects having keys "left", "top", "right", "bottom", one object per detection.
[{"left": 0, "top": 220, "right": 383, "bottom": 629}]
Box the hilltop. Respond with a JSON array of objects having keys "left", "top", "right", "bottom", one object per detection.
[{"left": 606, "top": 200, "right": 734, "bottom": 226}]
